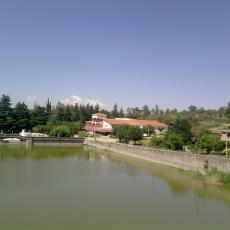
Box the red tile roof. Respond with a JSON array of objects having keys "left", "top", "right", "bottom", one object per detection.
[{"left": 104, "top": 119, "right": 167, "bottom": 127}]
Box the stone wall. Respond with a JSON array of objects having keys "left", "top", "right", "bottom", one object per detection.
[{"left": 84, "top": 139, "right": 230, "bottom": 174}]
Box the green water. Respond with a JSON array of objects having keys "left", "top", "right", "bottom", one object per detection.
[{"left": 0, "top": 144, "right": 230, "bottom": 230}]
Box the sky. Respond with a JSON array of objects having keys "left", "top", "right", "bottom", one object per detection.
[{"left": 0, "top": 0, "right": 229, "bottom": 110}]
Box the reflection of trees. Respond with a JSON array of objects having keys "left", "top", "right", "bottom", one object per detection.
[
  {"left": 0, "top": 144, "right": 90, "bottom": 160},
  {"left": 105, "top": 152, "right": 230, "bottom": 205}
]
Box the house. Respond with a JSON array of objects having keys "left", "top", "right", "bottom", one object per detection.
[{"left": 84, "top": 113, "right": 168, "bottom": 135}]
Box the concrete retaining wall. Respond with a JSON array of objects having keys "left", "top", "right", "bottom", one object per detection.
[{"left": 84, "top": 140, "right": 230, "bottom": 174}]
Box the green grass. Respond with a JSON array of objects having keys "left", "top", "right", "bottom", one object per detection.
[{"left": 208, "top": 170, "right": 230, "bottom": 184}]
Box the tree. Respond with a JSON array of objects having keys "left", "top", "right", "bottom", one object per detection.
[
  {"left": 129, "top": 126, "right": 143, "bottom": 144},
  {"left": 195, "top": 130, "right": 225, "bottom": 154},
  {"left": 142, "top": 105, "right": 151, "bottom": 117},
  {"left": 112, "top": 103, "right": 119, "bottom": 118},
  {"left": 46, "top": 98, "right": 52, "bottom": 113},
  {"left": 169, "top": 118, "right": 192, "bottom": 145},
  {"left": 31, "top": 104, "right": 48, "bottom": 127},
  {"left": 155, "top": 105, "right": 160, "bottom": 114},
  {"left": 13, "top": 102, "right": 31, "bottom": 132},
  {"left": 116, "top": 124, "right": 131, "bottom": 143},
  {"left": 188, "top": 105, "right": 197, "bottom": 112},
  {"left": 72, "top": 103, "right": 80, "bottom": 121},
  {"left": 119, "top": 107, "right": 124, "bottom": 118},
  {"left": 94, "top": 104, "right": 100, "bottom": 113},
  {"left": 163, "top": 132, "right": 184, "bottom": 150},
  {"left": 64, "top": 105, "right": 72, "bottom": 121},
  {"left": 0, "top": 95, "right": 14, "bottom": 132},
  {"left": 50, "top": 125, "right": 71, "bottom": 137}
]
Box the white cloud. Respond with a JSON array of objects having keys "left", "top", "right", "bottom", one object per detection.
[{"left": 60, "top": 95, "right": 106, "bottom": 108}]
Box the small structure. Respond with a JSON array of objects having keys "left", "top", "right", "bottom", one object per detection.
[
  {"left": 84, "top": 113, "right": 168, "bottom": 136},
  {"left": 20, "top": 129, "right": 49, "bottom": 138},
  {"left": 221, "top": 130, "right": 230, "bottom": 155}
]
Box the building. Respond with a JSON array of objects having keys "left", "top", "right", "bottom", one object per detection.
[{"left": 84, "top": 113, "right": 168, "bottom": 135}]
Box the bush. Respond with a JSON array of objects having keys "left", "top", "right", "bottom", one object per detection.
[
  {"left": 78, "top": 131, "right": 89, "bottom": 138},
  {"left": 163, "top": 132, "right": 184, "bottom": 150},
  {"left": 33, "top": 125, "right": 52, "bottom": 134},
  {"left": 195, "top": 130, "right": 225, "bottom": 154},
  {"left": 129, "top": 126, "right": 143, "bottom": 144},
  {"left": 50, "top": 125, "right": 71, "bottom": 137},
  {"left": 149, "top": 136, "right": 164, "bottom": 147},
  {"left": 116, "top": 124, "right": 131, "bottom": 143}
]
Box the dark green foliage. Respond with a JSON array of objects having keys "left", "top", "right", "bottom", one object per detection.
[
  {"left": 0, "top": 95, "right": 14, "bottom": 132},
  {"left": 50, "top": 125, "right": 71, "bottom": 137},
  {"left": 116, "top": 124, "right": 131, "bottom": 143},
  {"left": 13, "top": 102, "right": 31, "bottom": 132},
  {"left": 129, "top": 126, "right": 143, "bottom": 144},
  {"left": 163, "top": 132, "right": 184, "bottom": 150},
  {"left": 64, "top": 105, "right": 72, "bottom": 121},
  {"left": 112, "top": 103, "right": 119, "bottom": 118},
  {"left": 31, "top": 105, "right": 49, "bottom": 127},
  {"left": 195, "top": 130, "right": 225, "bottom": 154},
  {"left": 169, "top": 118, "right": 192, "bottom": 145}
]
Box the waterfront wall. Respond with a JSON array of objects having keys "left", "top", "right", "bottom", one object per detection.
[{"left": 84, "top": 140, "right": 230, "bottom": 174}]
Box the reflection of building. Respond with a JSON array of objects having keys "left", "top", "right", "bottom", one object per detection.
[{"left": 84, "top": 113, "right": 168, "bottom": 135}]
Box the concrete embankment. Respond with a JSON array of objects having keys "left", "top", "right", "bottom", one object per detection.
[{"left": 84, "top": 139, "right": 230, "bottom": 174}]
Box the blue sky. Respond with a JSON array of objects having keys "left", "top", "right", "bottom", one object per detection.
[{"left": 0, "top": 0, "right": 229, "bottom": 110}]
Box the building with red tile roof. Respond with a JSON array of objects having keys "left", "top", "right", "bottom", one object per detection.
[{"left": 84, "top": 113, "right": 167, "bottom": 135}]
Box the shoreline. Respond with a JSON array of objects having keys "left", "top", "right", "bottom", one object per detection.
[{"left": 84, "top": 139, "right": 230, "bottom": 175}]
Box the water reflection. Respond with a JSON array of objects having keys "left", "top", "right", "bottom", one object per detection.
[
  {"left": 0, "top": 144, "right": 104, "bottom": 161},
  {"left": 91, "top": 148, "right": 230, "bottom": 205},
  {"left": 1, "top": 144, "right": 230, "bottom": 206}
]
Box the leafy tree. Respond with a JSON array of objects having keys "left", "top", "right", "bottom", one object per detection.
[
  {"left": 163, "top": 132, "right": 184, "bottom": 150},
  {"left": 169, "top": 118, "right": 192, "bottom": 145},
  {"left": 116, "top": 124, "right": 131, "bottom": 143},
  {"left": 129, "top": 126, "right": 143, "bottom": 144},
  {"left": 188, "top": 105, "right": 197, "bottom": 112},
  {"left": 50, "top": 125, "right": 71, "bottom": 137},
  {"left": 0, "top": 95, "right": 14, "bottom": 132},
  {"left": 13, "top": 102, "right": 31, "bottom": 132},
  {"left": 195, "top": 130, "right": 225, "bottom": 154}
]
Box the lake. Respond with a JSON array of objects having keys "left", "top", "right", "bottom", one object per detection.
[{"left": 0, "top": 144, "right": 230, "bottom": 230}]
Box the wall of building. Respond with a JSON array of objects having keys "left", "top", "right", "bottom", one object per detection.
[{"left": 84, "top": 139, "right": 230, "bottom": 174}]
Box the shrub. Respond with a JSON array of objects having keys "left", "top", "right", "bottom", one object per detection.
[
  {"left": 163, "top": 132, "right": 184, "bottom": 150},
  {"left": 149, "top": 136, "right": 164, "bottom": 147},
  {"left": 78, "top": 131, "right": 89, "bottom": 138},
  {"left": 129, "top": 126, "right": 143, "bottom": 144},
  {"left": 50, "top": 125, "right": 71, "bottom": 137},
  {"left": 116, "top": 124, "right": 131, "bottom": 143},
  {"left": 195, "top": 130, "right": 225, "bottom": 154}
]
